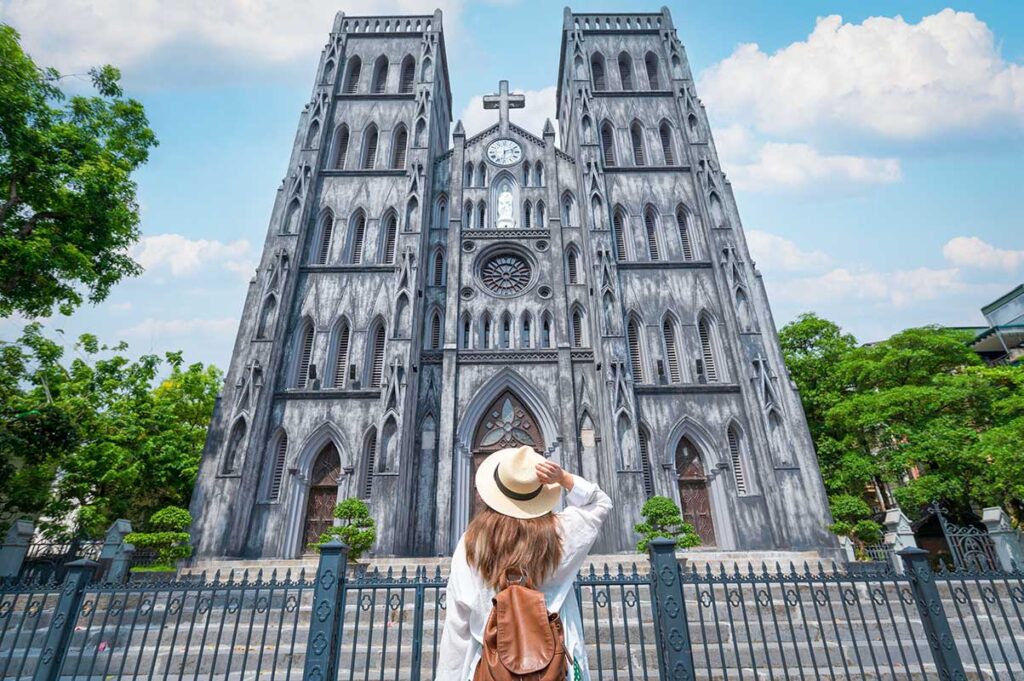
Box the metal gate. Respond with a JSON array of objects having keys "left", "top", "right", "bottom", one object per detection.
[{"left": 931, "top": 501, "right": 999, "bottom": 571}]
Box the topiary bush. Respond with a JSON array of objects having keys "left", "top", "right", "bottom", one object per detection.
[
  {"left": 634, "top": 495, "right": 701, "bottom": 553},
  {"left": 125, "top": 505, "right": 193, "bottom": 570},
  {"left": 313, "top": 497, "right": 377, "bottom": 560}
]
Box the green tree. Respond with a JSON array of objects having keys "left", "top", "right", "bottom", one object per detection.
[
  {"left": 0, "top": 324, "right": 220, "bottom": 537},
  {"left": 314, "top": 498, "right": 377, "bottom": 560},
  {"left": 124, "top": 506, "right": 193, "bottom": 569},
  {"left": 633, "top": 495, "right": 700, "bottom": 552},
  {"left": 0, "top": 24, "right": 158, "bottom": 317}
]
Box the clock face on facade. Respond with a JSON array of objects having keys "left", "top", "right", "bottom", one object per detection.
[{"left": 486, "top": 139, "right": 523, "bottom": 165}]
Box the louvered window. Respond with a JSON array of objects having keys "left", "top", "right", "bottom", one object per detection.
[
  {"left": 567, "top": 250, "right": 578, "bottom": 284},
  {"left": 660, "top": 123, "right": 675, "bottom": 165},
  {"left": 644, "top": 208, "right": 659, "bottom": 260},
  {"left": 639, "top": 429, "right": 654, "bottom": 496},
  {"left": 268, "top": 433, "right": 287, "bottom": 500},
  {"left": 429, "top": 312, "right": 441, "bottom": 349},
  {"left": 332, "top": 125, "right": 349, "bottom": 168},
  {"left": 618, "top": 53, "right": 633, "bottom": 89},
  {"left": 399, "top": 57, "right": 415, "bottom": 93},
  {"left": 333, "top": 323, "right": 350, "bottom": 388},
  {"left": 464, "top": 163, "right": 473, "bottom": 187},
  {"left": 631, "top": 123, "right": 646, "bottom": 166},
  {"left": 541, "top": 316, "right": 551, "bottom": 347},
  {"left": 344, "top": 57, "right": 361, "bottom": 93},
  {"left": 349, "top": 212, "right": 366, "bottom": 263},
  {"left": 663, "top": 319, "right": 680, "bottom": 382},
  {"left": 371, "top": 56, "right": 388, "bottom": 93},
  {"left": 698, "top": 318, "right": 718, "bottom": 382},
  {"left": 500, "top": 315, "right": 511, "bottom": 349},
  {"left": 591, "top": 54, "right": 606, "bottom": 90},
  {"left": 461, "top": 316, "right": 471, "bottom": 348},
  {"left": 391, "top": 127, "right": 407, "bottom": 169},
  {"left": 523, "top": 201, "right": 532, "bottom": 229},
  {"left": 477, "top": 202, "right": 486, "bottom": 229},
  {"left": 645, "top": 52, "right": 660, "bottom": 89},
  {"left": 728, "top": 427, "right": 747, "bottom": 494},
  {"left": 677, "top": 206, "right": 694, "bottom": 260},
  {"left": 613, "top": 210, "right": 627, "bottom": 261},
  {"left": 521, "top": 316, "right": 531, "bottom": 348},
  {"left": 363, "top": 430, "right": 377, "bottom": 497},
  {"left": 369, "top": 324, "right": 386, "bottom": 388},
  {"left": 536, "top": 201, "right": 545, "bottom": 227},
  {"left": 433, "top": 251, "right": 444, "bottom": 286},
  {"left": 571, "top": 310, "right": 584, "bottom": 348},
  {"left": 601, "top": 123, "right": 616, "bottom": 166},
  {"left": 297, "top": 322, "right": 315, "bottom": 388},
  {"left": 381, "top": 214, "right": 397, "bottom": 264},
  {"left": 315, "top": 214, "right": 333, "bottom": 265},
  {"left": 361, "top": 126, "right": 378, "bottom": 169},
  {"left": 627, "top": 319, "right": 644, "bottom": 382}
]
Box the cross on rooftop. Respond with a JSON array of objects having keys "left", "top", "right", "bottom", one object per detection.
[{"left": 483, "top": 80, "right": 525, "bottom": 131}]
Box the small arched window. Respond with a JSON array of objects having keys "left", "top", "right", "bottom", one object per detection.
[
  {"left": 521, "top": 161, "right": 531, "bottom": 186},
  {"left": 612, "top": 207, "right": 628, "bottom": 261},
  {"left": 618, "top": 52, "right": 634, "bottom": 89},
  {"left": 390, "top": 126, "right": 408, "bottom": 169},
  {"left": 591, "top": 53, "right": 607, "bottom": 90},
  {"left": 362, "top": 427, "right": 377, "bottom": 497},
  {"left": 728, "top": 425, "right": 748, "bottom": 494},
  {"left": 630, "top": 121, "right": 646, "bottom": 166},
  {"left": 348, "top": 210, "right": 366, "bottom": 264},
  {"left": 464, "top": 162, "right": 474, "bottom": 187},
  {"left": 676, "top": 204, "right": 694, "bottom": 260},
  {"left": 428, "top": 310, "right": 442, "bottom": 349},
  {"left": 671, "top": 54, "right": 683, "bottom": 79},
  {"left": 662, "top": 317, "right": 681, "bottom": 382},
  {"left": 267, "top": 430, "right": 287, "bottom": 501},
  {"left": 645, "top": 52, "right": 660, "bottom": 89},
  {"left": 567, "top": 248, "right": 579, "bottom": 284},
  {"left": 414, "top": 117, "right": 426, "bottom": 146},
  {"left": 460, "top": 313, "right": 472, "bottom": 349},
  {"left": 500, "top": 313, "right": 512, "bottom": 349},
  {"left": 464, "top": 200, "right": 473, "bottom": 227},
  {"left": 523, "top": 200, "right": 532, "bottom": 229},
  {"left": 643, "top": 206, "right": 659, "bottom": 260},
  {"left": 639, "top": 425, "right": 654, "bottom": 496},
  {"left": 432, "top": 250, "right": 445, "bottom": 286},
  {"left": 256, "top": 294, "right": 277, "bottom": 339},
  {"left": 367, "top": 321, "right": 386, "bottom": 388},
  {"left": 405, "top": 196, "right": 418, "bottom": 232},
  {"left": 698, "top": 315, "right": 718, "bottom": 382},
  {"left": 332, "top": 320, "right": 350, "bottom": 388},
  {"left": 687, "top": 113, "right": 700, "bottom": 141},
  {"left": 296, "top": 320, "right": 315, "bottom": 388},
  {"left": 627, "top": 317, "right": 645, "bottom": 382},
  {"left": 343, "top": 56, "right": 361, "bottom": 94},
  {"left": 223, "top": 418, "right": 247, "bottom": 474},
  {"left": 571, "top": 307, "right": 586, "bottom": 348},
  {"left": 380, "top": 212, "right": 397, "bottom": 264},
  {"left": 659, "top": 121, "right": 675, "bottom": 165},
  {"left": 305, "top": 119, "right": 320, "bottom": 148},
  {"left": 331, "top": 124, "right": 349, "bottom": 169},
  {"left": 435, "top": 196, "right": 448, "bottom": 230},
  {"left": 477, "top": 201, "right": 486, "bottom": 229},
  {"left": 709, "top": 192, "right": 726, "bottom": 228},
  {"left": 561, "top": 193, "right": 576, "bottom": 227},
  {"left": 535, "top": 201, "right": 545, "bottom": 227},
  {"left": 283, "top": 198, "right": 300, "bottom": 234},
  {"left": 361, "top": 124, "right": 379, "bottom": 169},
  {"left": 481, "top": 313, "right": 493, "bottom": 349},
  {"left": 394, "top": 294, "right": 409, "bottom": 336},
  {"left": 398, "top": 55, "right": 415, "bottom": 93},
  {"left": 477, "top": 163, "right": 487, "bottom": 187},
  {"left": 421, "top": 57, "right": 433, "bottom": 81},
  {"left": 541, "top": 313, "right": 552, "bottom": 348},
  {"left": 534, "top": 162, "right": 544, "bottom": 186},
  {"left": 322, "top": 59, "right": 335, "bottom": 84},
  {"left": 600, "top": 122, "right": 616, "bottom": 166},
  {"left": 520, "top": 312, "right": 532, "bottom": 348},
  {"left": 314, "top": 211, "right": 334, "bottom": 265},
  {"left": 371, "top": 55, "right": 389, "bottom": 93}
]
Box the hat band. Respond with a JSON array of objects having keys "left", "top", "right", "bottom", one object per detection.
[{"left": 493, "top": 466, "right": 543, "bottom": 501}]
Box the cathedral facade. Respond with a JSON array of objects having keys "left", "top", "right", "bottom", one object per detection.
[{"left": 189, "top": 7, "right": 835, "bottom": 559}]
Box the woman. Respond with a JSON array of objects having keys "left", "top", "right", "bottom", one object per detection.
[{"left": 436, "top": 445, "right": 613, "bottom": 680}]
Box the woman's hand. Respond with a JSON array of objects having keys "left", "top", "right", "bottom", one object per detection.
[{"left": 536, "top": 460, "right": 574, "bottom": 491}]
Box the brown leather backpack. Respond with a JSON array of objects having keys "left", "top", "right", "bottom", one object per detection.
[{"left": 473, "top": 572, "right": 570, "bottom": 681}]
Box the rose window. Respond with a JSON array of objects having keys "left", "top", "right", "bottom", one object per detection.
[{"left": 479, "top": 253, "right": 532, "bottom": 296}]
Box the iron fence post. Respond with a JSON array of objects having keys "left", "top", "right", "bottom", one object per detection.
[
  {"left": 0, "top": 519, "right": 34, "bottom": 579},
  {"left": 303, "top": 539, "right": 349, "bottom": 681},
  {"left": 409, "top": 570, "right": 426, "bottom": 681},
  {"left": 99, "top": 519, "right": 133, "bottom": 583},
  {"left": 899, "top": 547, "right": 967, "bottom": 680},
  {"left": 648, "top": 537, "right": 696, "bottom": 681},
  {"left": 32, "top": 558, "right": 97, "bottom": 681}
]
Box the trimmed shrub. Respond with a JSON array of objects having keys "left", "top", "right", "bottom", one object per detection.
[
  {"left": 313, "top": 497, "right": 377, "bottom": 560},
  {"left": 634, "top": 495, "right": 701, "bottom": 553},
  {"left": 125, "top": 505, "right": 192, "bottom": 569}
]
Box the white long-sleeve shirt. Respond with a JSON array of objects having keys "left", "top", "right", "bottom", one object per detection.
[{"left": 435, "top": 475, "right": 613, "bottom": 681}]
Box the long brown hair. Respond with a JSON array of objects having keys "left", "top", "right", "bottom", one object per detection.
[{"left": 464, "top": 507, "right": 562, "bottom": 590}]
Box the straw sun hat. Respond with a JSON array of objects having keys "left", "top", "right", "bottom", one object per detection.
[{"left": 475, "top": 445, "right": 562, "bottom": 519}]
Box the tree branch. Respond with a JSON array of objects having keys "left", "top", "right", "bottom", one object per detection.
[
  {"left": 0, "top": 178, "right": 19, "bottom": 225},
  {"left": 17, "top": 210, "right": 65, "bottom": 238}
]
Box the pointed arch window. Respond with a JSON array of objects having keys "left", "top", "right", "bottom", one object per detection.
[
  {"left": 541, "top": 313, "right": 552, "bottom": 348},
  {"left": 414, "top": 117, "right": 426, "bottom": 146},
  {"left": 427, "top": 310, "right": 442, "bottom": 349},
  {"left": 464, "top": 162, "right": 474, "bottom": 187},
  {"left": 477, "top": 163, "right": 488, "bottom": 187},
  {"left": 332, "top": 320, "right": 351, "bottom": 388},
  {"left": 567, "top": 248, "right": 579, "bottom": 284},
  {"left": 535, "top": 201, "right": 545, "bottom": 227},
  {"left": 477, "top": 201, "right": 486, "bottom": 229},
  {"left": 591, "top": 195, "right": 604, "bottom": 228},
  {"left": 314, "top": 211, "right": 334, "bottom": 265},
  {"left": 434, "top": 196, "right": 448, "bottom": 230},
  {"left": 420, "top": 56, "right": 433, "bottom": 81},
  {"left": 399, "top": 55, "right": 415, "bottom": 93},
  {"left": 296, "top": 320, "right": 315, "bottom": 388},
  {"left": 256, "top": 295, "right": 277, "bottom": 339},
  {"left": 481, "top": 314, "right": 493, "bottom": 349},
  {"left": 405, "top": 196, "right": 418, "bottom": 232},
  {"left": 728, "top": 425, "right": 748, "bottom": 494},
  {"left": 223, "top": 418, "right": 247, "bottom": 474},
  {"left": 464, "top": 200, "right": 473, "bottom": 227},
  {"left": 371, "top": 55, "right": 389, "bottom": 93},
  {"left": 361, "top": 124, "right": 378, "bottom": 169},
  {"left": 390, "top": 126, "right": 408, "bottom": 169},
  {"left": 643, "top": 206, "right": 660, "bottom": 260},
  {"left": 535, "top": 162, "right": 544, "bottom": 186},
  {"left": 362, "top": 428, "right": 377, "bottom": 497},
  {"left": 662, "top": 317, "right": 681, "bottom": 382},
  {"left": 394, "top": 294, "right": 409, "bottom": 336},
  {"left": 618, "top": 52, "right": 634, "bottom": 89},
  {"left": 600, "top": 121, "right": 616, "bottom": 166},
  {"left": 267, "top": 430, "right": 287, "bottom": 500},
  {"left": 523, "top": 200, "right": 532, "bottom": 229},
  {"left": 500, "top": 313, "right": 511, "bottom": 349},
  {"left": 343, "top": 56, "right": 361, "bottom": 94},
  {"left": 283, "top": 198, "right": 301, "bottom": 234},
  {"left": 520, "top": 312, "right": 532, "bottom": 348},
  {"left": 627, "top": 317, "right": 645, "bottom": 382},
  {"left": 612, "top": 207, "right": 628, "bottom": 261},
  {"left": 687, "top": 113, "right": 701, "bottom": 141},
  {"left": 380, "top": 212, "right": 397, "bottom": 264},
  {"left": 332, "top": 124, "right": 350, "bottom": 169},
  {"left": 645, "top": 52, "right": 660, "bottom": 89},
  {"left": 348, "top": 210, "right": 366, "bottom": 263},
  {"left": 432, "top": 249, "right": 445, "bottom": 286},
  {"left": 305, "top": 119, "right": 320, "bottom": 148},
  {"left": 561, "top": 193, "right": 577, "bottom": 226},
  {"left": 736, "top": 287, "right": 753, "bottom": 331},
  {"left": 322, "top": 59, "right": 335, "bottom": 84},
  {"left": 521, "top": 161, "right": 531, "bottom": 186},
  {"left": 659, "top": 121, "right": 675, "bottom": 165},
  {"left": 709, "top": 192, "right": 726, "bottom": 228},
  {"left": 591, "top": 53, "right": 607, "bottom": 90},
  {"left": 368, "top": 321, "right": 386, "bottom": 388},
  {"left": 768, "top": 409, "right": 790, "bottom": 466},
  {"left": 630, "top": 121, "right": 646, "bottom": 166},
  {"left": 571, "top": 307, "right": 586, "bottom": 348},
  {"left": 638, "top": 426, "right": 654, "bottom": 496},
  {"left": 460, "top": 313, "right": 472, "bottom": 349},
  {"left": 698, "top": 316, "right": 718, "bottom": 382},
  {"left": 676, "top": 204, "right": 694, "bottom": 260}
]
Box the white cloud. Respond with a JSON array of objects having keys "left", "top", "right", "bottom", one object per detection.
[
  {"left": 746, "top": 231, "right": 831, "bottom": 273},
  {"left": 942, "top": 236, "right": 1024, "bottom": 271},
  {"left": 459, "top": 85, "right": 557, "bottom": 141},
  {"left": 771, "top": 266, "right": 967, "bottom": 307},
  {"left": 700, "top": 9, "right": 1024, "bottom": 140},
  {"left": 118, "top": 317, "right": 237, "bottom": 339},
  {"left": 0, "top": 0, "right": 463, "bottom": 79},
  {"left": 131, "top": 234, "right": 254, "bottom": 277},
  {"left": 722, "top": 140, "right": 900, "bottom": 191}
]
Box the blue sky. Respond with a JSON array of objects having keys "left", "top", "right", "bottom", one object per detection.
[{"left": 1, "top": 0, "right": 1022, "bottom": 370}]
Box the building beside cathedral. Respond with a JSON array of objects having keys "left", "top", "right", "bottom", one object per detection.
[{"left": 189, "top": 7, "right": 835, "bottom": 559}]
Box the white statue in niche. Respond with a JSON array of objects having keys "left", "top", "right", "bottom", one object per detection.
[{"left": 495, "top": 180, "right": 515, "bottom": 229}]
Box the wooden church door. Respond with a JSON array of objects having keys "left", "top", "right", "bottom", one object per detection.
[
  {"left": 675, "top": 437, "right": 717, "bottom": 546},
  {"left": 302, "top": 443, "right": 341, "bottom": 551},
  {"left": 470, "top": 391, "right": 545, "bottom": 519}
]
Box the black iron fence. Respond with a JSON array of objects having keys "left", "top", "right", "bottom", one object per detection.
[{"left": 1, "top": 540, "right": 1023, "bottom": 680}]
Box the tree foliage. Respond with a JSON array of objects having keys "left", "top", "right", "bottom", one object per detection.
[
  {"left": 634, "top": 495, "right": 701, "bottom": 552},
  {"left": 779, "top": 313, "right": 1024, "bottom": 532},
  {"left": 125, "top": 506, "right": 193, "bottom": 569},
  {"left": 0, "top": 324, "right": 220, "bottom": 538},
  {"left": 0, "top": 24, "right": 158, "bottom": 317},
  {"left": 314, "top": 498, "right": 377, "bottom": 560}
]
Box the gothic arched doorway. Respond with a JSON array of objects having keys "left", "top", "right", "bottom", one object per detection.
[
  {"left": 676, "top": 436, "right": 716, "bottom": 546},
  {"left": 470, "top": 391, "right": 545, "bottom": 518},
  {"left": 302, "top": 442, "right": 341, "bottom": 551}
]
